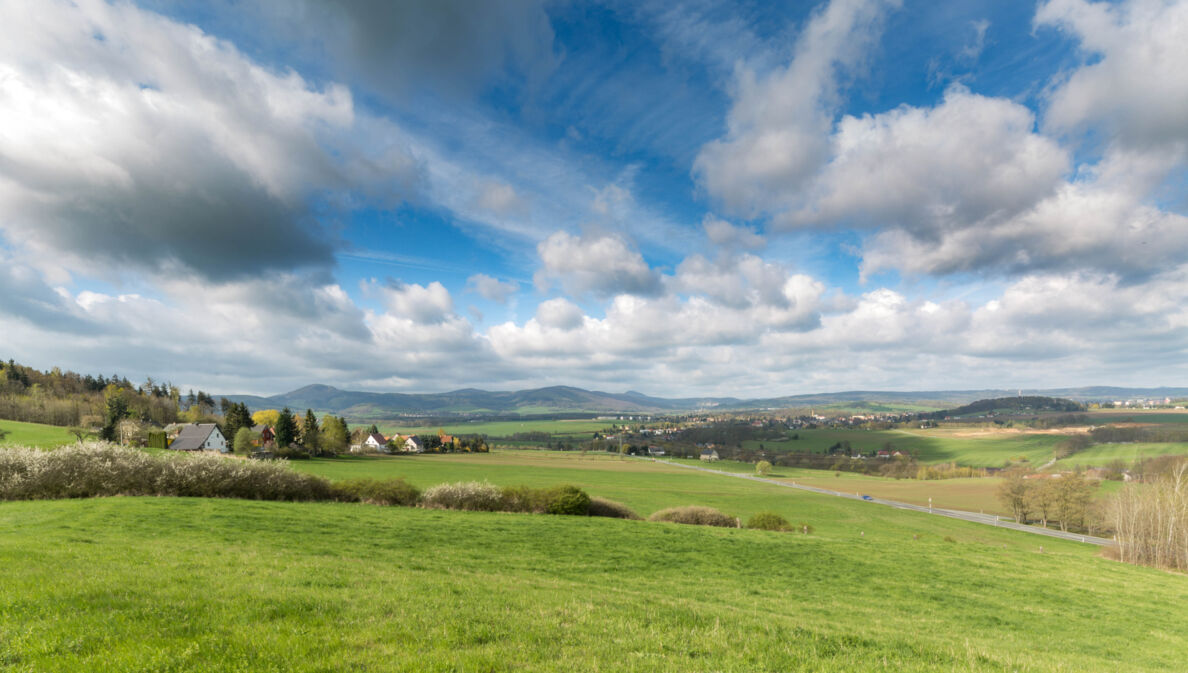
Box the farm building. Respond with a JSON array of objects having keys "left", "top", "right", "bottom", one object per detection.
[{"left": 168, "top": 423, "right": 227, "bottom": 452}]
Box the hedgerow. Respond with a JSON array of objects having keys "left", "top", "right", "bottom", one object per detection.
[{"left": 648, "top": 506, "right": 739, "bottom": 528}]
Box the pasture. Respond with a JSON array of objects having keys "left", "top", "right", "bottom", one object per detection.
[
  {"left": 747, "top": 427, "right": 1066, "bottom": 467},
  {"left": 1054, "top": 442, "right": 1188, "bottom": 469},
  {"left": 0, "top": 420, "right": 76, "bottom": 448},
  {"left": 3, "top": 493, "right": 1187, "bottom": 671},
  {"left": 377, "top": 418, "right": 623, "bottom": 441}
]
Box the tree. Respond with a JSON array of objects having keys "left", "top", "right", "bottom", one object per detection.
[
  {"left": 100, "top": 390, "right": 130, "bottom": 442},
  {"left": 1053, "top": 471, "right": 1097, "bottom": 532},
  {"left": 301, "top": 409, "right": 320, "bottom": 454},
  {"left": 252, "top": 409, "right": 281, "bottom": 428},
  {"left": 755, "top": 460, "right": 772, "bottom": 476},
  {"left": 1027, "top": 479, "right": 1059, "bottom": 528},
  {"left": 233, "top": 427, "right": 256, "bottom": 455},
  {"left": 320, "top": 415, "right": 349, "bottom": 454},
  {"left": 368, "top": 423, "right": 380, "bottom": 435},
  {"left": 997, "top": 471, "right": 1033, "bottom": 522},
  {"left": 274, "top": 408, "right": 298, "bottom": 448},
  {"left": 223, "top": 402, "right": 253, "bottom": 447}
]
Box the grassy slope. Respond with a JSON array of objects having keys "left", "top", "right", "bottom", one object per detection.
[
  {"left": 0, "top": 420, "right": 75, "bottom": 448},
  {"left": 745, "top": 428, "right": 1064, "bottom": 467},
  {"left": 1054, "top": 442, "right": 1188, "bottom": 469},
  {"left": 3, "top": 497, "right": 1187, "bottom": 672}
]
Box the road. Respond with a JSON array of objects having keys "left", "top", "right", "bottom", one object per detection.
[{"left": 654, "top": 459, "right": 1115, "bottom": 546}]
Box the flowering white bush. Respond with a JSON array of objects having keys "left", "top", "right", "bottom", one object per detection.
[
  {"left": 0, "top": 442, "right": 333, "bottom": 501},
  {"left": 419, "top": 481, "right": 504, "bottom": 511}
]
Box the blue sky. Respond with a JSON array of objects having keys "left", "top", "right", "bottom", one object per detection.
[{"left": 1, "top": 0, "right": 1187, "bottom": 396}]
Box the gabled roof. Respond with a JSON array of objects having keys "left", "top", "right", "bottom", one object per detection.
[
  {"left": 366, "top": 432, "right": 387, "bottom": 444},
  {"left": 170, "top": 423, "right": 221, "bottom": 451}
]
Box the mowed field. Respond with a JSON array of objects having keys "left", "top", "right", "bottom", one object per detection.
[
  {"left": 5, "top": 463, "right": 1188, "bottom": 670},
  {"left": 0, "top": 420, "right": 75, "bottom": 448},
  {"left": 745, "top": 427, "right": 1066, "bottom": 467}
]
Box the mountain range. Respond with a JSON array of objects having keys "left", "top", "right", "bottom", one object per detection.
[{"left": 221, "top": 384, "right": 1188, "bottom": 421}]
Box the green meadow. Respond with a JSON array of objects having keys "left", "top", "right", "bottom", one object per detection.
[
  {"left": 4, "top": 492, "right": 1187, "bottom": 672},
  {"left": 746, "top": 427, "right": 1066, "bottom": 466},
  {"left": 1054, "top": 442, "right": 1188, "bottom": 469},
  {"left": 0, "top": 420, "right": 76, "bottom": 449}
]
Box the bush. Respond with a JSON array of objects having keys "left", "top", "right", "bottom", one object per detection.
[
  {"left": 333, "top": 478, "right": 420, "bottom": 506},
  {"left": 755, "top": 460, "right": 772, "bottom": 476},
  {"left": 587, "top": 496, "right": 641, "bottom": 520},
  {"left": 498, "top": 484, "right": 591, "bottom": 515},
  {"left": 420, "top": 481, "right": 504, "bottom": 511},
  {"left": 795, "top": 522, "right": 815, "bottom": 534},
  {"left": 746, "top": 511, "right": 792, "bottom": 531},
  {"left": 0, "top": 443, "right": 334, "bottom": 502},
  {"left": 544, "top": 485, "right": 590, "bottom": 515},
  {"left": 648, "top": 506, "right": 738, "bottom": 528}
]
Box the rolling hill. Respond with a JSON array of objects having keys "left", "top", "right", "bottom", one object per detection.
[{"left": 221, "top": 384, "right": 1188, "bottom": 421}]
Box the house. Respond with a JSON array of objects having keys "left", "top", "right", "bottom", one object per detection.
[
  {"left": 363, "top": 432, "right": 388, "bottom": 452},
  {"left": 398, "top": 435, "right": 424, "bottom": 453},
  {"left": 876, "top": 450, "right": 891, "bottom": 458},
  {"left": 168, "top": 423, "right": 227, "bottom": 452},
  {"left": 647, "top": 446, "right": 665, "bottom": 457},
  {"left": 699, "top": 449, "right": 719, "bottom": 462},
  {"left": 439, "top": 434, "right": 456, "bottom": 447},
  {"left": 252, "top": 425, "right": 275, "bottom": 447}
]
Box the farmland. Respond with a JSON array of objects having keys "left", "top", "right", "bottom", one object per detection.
[
  {"left": 0, "top": 419, "right": 76, "bottom": 449},
  {"left": 4, "top": 485, "right": 1188, "bottom": 671},
  {"left": 744, "top": 427, "right": 1066, "bottom": 466},
  {"left": 378, "top": 418, "right": 624, "bottom": 442}
]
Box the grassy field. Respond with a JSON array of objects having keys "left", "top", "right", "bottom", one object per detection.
[
  {"left": 4, "top": 493, "right": 1188, "bottom": 672},
  {"left": 377, "top": 419, "right": 625, "bottom": 440},
  {"left": 1087, "top": 410, "right": 1188, "bottom": 424},
  {"left": 0, "top": 420, "right": 75, "bottom": 448},
  {"left": 1053, "top": 442, "right": 1188, "bottom": 469},
  {"left": 746, "top": 427, "right": 1066, "bottom": 467}
]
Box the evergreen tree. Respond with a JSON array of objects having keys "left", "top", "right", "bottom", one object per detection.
[
  {"left": 302, "top": 409, "right": 320, "bottom": 453},
  {"left": 368, "top": 423, "right": 379, "bottom": 435},
  {"left": 274, "top": 408, "right": 298, "bottom": 448}
]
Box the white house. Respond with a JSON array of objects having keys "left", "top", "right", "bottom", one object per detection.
[
  {"left": 364, "top": 432, "right": 388, "bottom": 452},
  {"left": 699, "top": 449, "right": 719, "bottom": 462},
  {"left": 398, "top": 435, "right": 424, "bottom": 453},
  {"left": 169, "top": 423, "right": 228, "bottom": 452}
]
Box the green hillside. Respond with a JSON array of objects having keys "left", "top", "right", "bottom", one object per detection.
[
  {"left": 2, "top": 496, "right": 1185, "bottom": 672},
  {"left": 0, "top": 419, "right": 76, "bottom": 448}
]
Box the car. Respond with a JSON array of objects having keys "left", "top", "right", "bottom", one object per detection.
[{"left": 861, "top": 494, "right": 874, "bottom": 501}]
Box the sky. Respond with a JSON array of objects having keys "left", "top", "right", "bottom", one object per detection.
[{"left": 1, "top": 0, "right": 1187, "bottom": 397}]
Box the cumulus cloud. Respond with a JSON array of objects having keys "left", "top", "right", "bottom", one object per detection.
[
  {"left": 703, "top": 215, "right": 765, "bottom": 250},
  {"left": 694, "top": 0, "right": 901, "bottom": 216},
  {"left": 534, "top": 298, "right": 585, "bottom": 330},
  {"left": 1037, "top": 0, "right": 1188, "bottom": 152},
  {"left": 377, "top": 280, "right": 455, "bottom": 325},
  {"left": 466, "top": 274, "right": 519, "bottom": 304},
  {"left": 0, "top": 0, "right": 421, "bottom": 281},
  {"left": 534, "top": 231, "right": 662, "bottom": 298},
  {"left": 793, "top": 86, "right": 1069, "bottom": 236}
]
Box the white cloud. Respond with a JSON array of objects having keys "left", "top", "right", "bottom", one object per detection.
[
  {"left": 466, "top": 274, "right": 519, "bottom": 304},
  {"left": 1038, "top": 0, "right": 1188, "bottom": 151},
  {"left": 694, "top": 0, "right": 901, "bottom": 216},
  {"left": 703, "top": 215, "right": 765, "bottom": 250},
  {"left": 534, "top": 298, "right": 585, "bottom": 330},
  {"left": 377, "top": 280, "right": 455, "bottom": 325},
  {"left": 534, "top": 231, "right": 662, "bottom": 298},
  {"left": 0, "top": 0, "right": 421, "bottom": 280}
]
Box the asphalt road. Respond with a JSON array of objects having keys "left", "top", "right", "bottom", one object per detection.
[{"left": 655, "top": 458, "right": 1116, "bottom": 546}]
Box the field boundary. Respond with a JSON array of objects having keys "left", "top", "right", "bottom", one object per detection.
[{"left": 652, "top": 458, "right": 1116, "bottom": 546}]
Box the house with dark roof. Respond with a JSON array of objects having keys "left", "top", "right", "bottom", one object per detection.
[
  {"left": 363, "top": 432, "right": 388, "bottom": 452},
  {"left": 699, "top": 448, "right": 719, "bottom": 462},
  {"left": 168, "top": 423, "right": 228, "bottom": 452}
]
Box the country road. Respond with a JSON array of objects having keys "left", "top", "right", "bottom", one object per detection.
[{"left": 654, "top": 459, "right": 1116, "bottom": 546}]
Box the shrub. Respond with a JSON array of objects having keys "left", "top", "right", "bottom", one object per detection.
[
  {"left": 755, "top": 460, "right": 772, "bottom": 476},
  {"left": 587, "top": 496, "right": 641, "bottom": 520},
  {"left": 746, "top": 511, "right": 792, "bottom": 531},
  {"left": 544, "top": 485, "right": 590, "bottom": 515},
  {"left": 333, "top": 478, "right": 420, "bottom": 506},
  {"left": 420, "top": 481, "right": 504, "bottom": 511},
  {"left": 648, "top": 506, "right": 738, "bottom": 528},
  {"left": 795, "top": 522, "right": 815, "bottom": 534},
  {"left": 0, "top": 443, "right": 334, "bottom": 502}
]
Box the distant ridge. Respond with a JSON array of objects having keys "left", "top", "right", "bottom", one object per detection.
[{"left": 219, "top": 384, "right": 1188, "bottom": 421}]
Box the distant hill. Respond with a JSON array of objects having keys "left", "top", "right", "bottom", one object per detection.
[
  {"left": 924, "top": 396, "right": 1086, "bottom": 420},
  {"left": 220, "top": 384, "right": 1188, "bottom": 421}
]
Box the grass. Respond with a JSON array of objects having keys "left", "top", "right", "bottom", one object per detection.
[
  {"left": 746, "top": 427, "right": 1067, "bottom": 467},
  {"left": 1088, "top": 410, "right": 1188, "bottom": 425},
  {"left": 3, "top": 495, "right": 1188, "bottom": 671},
  {"left": 0, "top": 420, "right": 76, "bottom": 449},
  {"left": 1054, "top": 442, "right": 1188, "bottom": 469}
]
